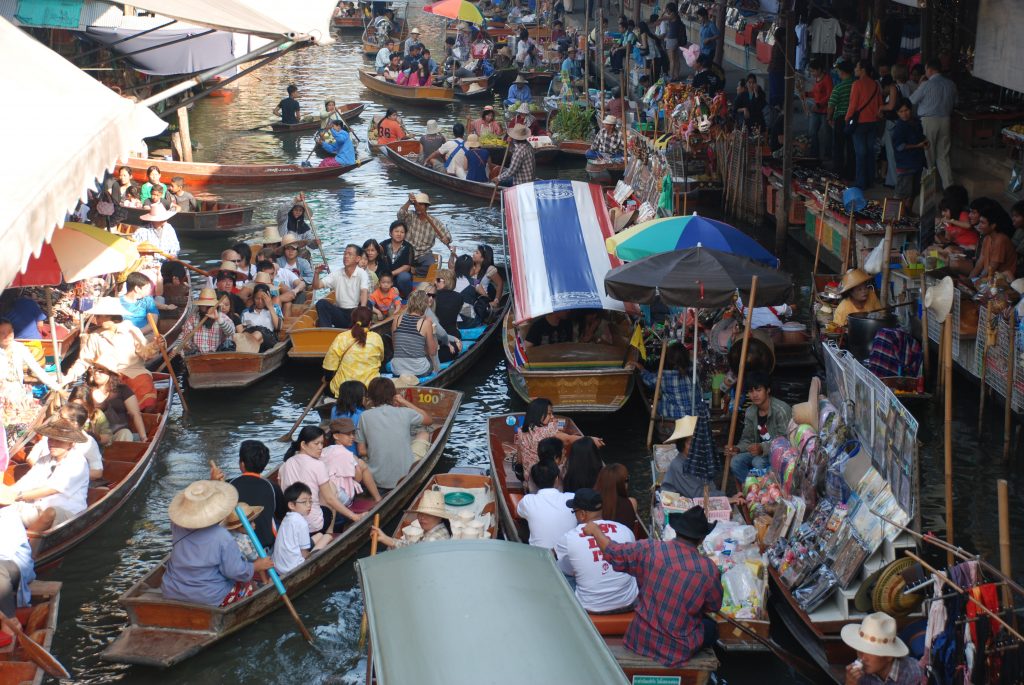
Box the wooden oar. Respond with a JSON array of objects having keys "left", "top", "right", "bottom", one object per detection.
[
  {"left": 234, "top": 506, "right": 315, "bottom": 643},
  {"left": 154, "top": 298, "right": 228, "bottom": 373},
  {"left": 0, "top": 611, "right": 70, "bottom": 679},
  {"left": 137, "top": 246, "right": 212, "bottom": 278},
  {"left": 297, "top": 192, "right": 331, "bottom": 274},
  {"left": 713, "top": 612, "right": 819, "bottom": 675},
  {"left": 488, "top": 144, "right": 511, "bottom": 208},
  {"left": 358, "top": 513, "right": 381, "bottom": 650},
  {"left": 147, "top": 313, "right": 190, "bottom": 415},
  {"left": 278, "top": 379, "right": 328, "bottom": 442}
]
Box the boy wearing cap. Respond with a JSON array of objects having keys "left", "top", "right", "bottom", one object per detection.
[
  {"left": 555, "top": 488, "right": 638, "bottom": 613},
  {"left": 724, "top": 371, "right": 792, "bottom": 482},
  {"left": 841, "top": 612, "right": 922, "bottom": 685}
]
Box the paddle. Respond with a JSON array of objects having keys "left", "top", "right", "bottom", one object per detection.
[
  {"left": 137, "top": 246, "right": 212, "bottom": 278},
  {"left": 155, "top": 297, "right": 230, "bottom": 372},
  {"left": 0, "top": 610, "right": 70, "bottom": 679},
  {"left": 234, "top": 506, "right": 315, "bottom": 643},
  {"left": 297, "top": 193, "right": 331, "bottom": 274},
  {"left": 278, "top": 379, "right": 328, "bottom": 442},
  {"left": 357, "top": 513, "right": 381, "bottom": 650},
  {"left": 147, "top": 313, "right": 190, "bottom": 415},
  {"left": 488, "top": 144, "right": 511, "bottom": 208},
  {"left": 247, "top": 117, "right": 282, "bottom": 132}
]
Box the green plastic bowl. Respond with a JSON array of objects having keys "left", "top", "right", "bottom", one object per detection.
[{"left": 444, "top": 492, "right": 475, "bottom": 507}]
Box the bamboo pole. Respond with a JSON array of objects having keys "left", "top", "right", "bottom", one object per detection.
[
  {"left": 598, "top": 8, "right": 605, "bottom": 119},
  {"left": 920, "top": 274, "right": 930, "bottom": 388},
  {"left": 841, "top": 210, "right": 855, "bottom": 273},
  {"left": 721, "top": 276, "right": 758, "bottom": 492},
  {"left": 1005, "top": 323, "right": 1016, "bottom": 459},
  {"left": 646, "top": 337, "right": 668, "bottom": 450},
  {"left": 942, "top": 315, "right": 954, "bottom": 566},
  {"left": 621, "top": 48, "right": 629, "bottom": 166},
  {"left": 810, "top": 182, "right": 830, "bottom": 284},
  {"left": 177, "top": 107, "right": 193, "bottom": 163},
  {"left": 878, "top": 221, "right": 894, "bottom": 308},
  {"left": 584, "top": 11, "right": 590, "bottom": 94},
  {"left": 43, "top": 288, "right": 63, "bottom": 392},
  {"left": 998, "top": 479, "right": 1012, "bottom": 610}
]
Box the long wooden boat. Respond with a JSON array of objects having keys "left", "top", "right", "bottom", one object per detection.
[
  {"left": 445, "top": 22, "right": 552, "bottom": 41},
  {"left": 358, "top": 69, "right": 454, "bottom": 105},
  {"left": 286, "top": 293, "right": 399, "bottom": 360},
  {"left": 501, "top": 309, "right": 635, "bottom": 413},
  {"left": 0, "top": 580, "right": 61, "bottom": 685},
  {"left": 453, "top": 77, "right": 494, "bottom": 102},
  {"left": 361, "top": 21, "right": 406, "bottom": 56},
  {"left": 123, "top": 157, "right": 368, "bottom": 187},
  {"left": 380, "top": 139, "right": 497, "bottom": 199},
  {"left": 268, "top": 103, "right": 365, "bottom": 133},
  {"left": 122, "top": 199, "right": 255, "bottom": 237},
  {"left": 332, "top": 14, "right": 364, "bottom": 29},
  {"left": 16, "top": 376, "right": 174, "bottom": 567},
  {"left": 557, "top": 139, "right": 590, "bottom": 157},
  {"left": 184, "top": 339, "right": 291, "bottom": 390},
  {"left": 388, "top": 471, "right": 498, "bottom": 544},
  {"left": 586, "top": 158, "right": 625, "bottom": 184},
  {"left": 101, "top": 386, "right": 462, "bottom": 669}
]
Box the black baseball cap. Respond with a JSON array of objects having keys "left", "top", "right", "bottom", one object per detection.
[{"left": 566, "top": 488, "right": 602, "bottom": 512}]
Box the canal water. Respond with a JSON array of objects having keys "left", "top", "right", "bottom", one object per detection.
[{"left": 50, "top": 21, "right": 1024, "bottom": 685}]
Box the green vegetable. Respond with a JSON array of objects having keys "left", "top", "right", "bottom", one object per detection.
[{"left": 549, "top": 104, "right": 595, "bottom": 142}]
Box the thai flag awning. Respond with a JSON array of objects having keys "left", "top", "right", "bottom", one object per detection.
[{"left": 503, "top": 180, "right": 625, "bottom": 324}]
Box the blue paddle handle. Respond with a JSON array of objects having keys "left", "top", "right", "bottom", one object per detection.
[{"left": 235, "top": 505, "right": 286, "bottom": 596}]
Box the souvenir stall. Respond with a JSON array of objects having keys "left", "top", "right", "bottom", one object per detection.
[
  {"left": 603, "top": 134, "right": 673, "bottom": 228},
  {"left": 658, "top": 83, "right": 729, "bottom": 213}
]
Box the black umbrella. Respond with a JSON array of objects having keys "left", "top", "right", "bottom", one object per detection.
[{"left": 603, "top": 246, "right": 793, "bottom": 308}]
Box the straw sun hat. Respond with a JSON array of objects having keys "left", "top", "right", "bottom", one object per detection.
[
  {"left": 88, "top": 296, "right": 129, "bottom": 318},
  {"left": 36, "top": 417, "right": 87, "bottom": 444},
  {"left": 222, "top": 503, "right": 264, "bottom": 531},
  {"left": 393, "top": 373, "right": 420, "bottom": 388},
  {"left": 665, "top": 416, "right": 698, "bottom": 442},
  {"left": 262, "top": 225, "right": 283, "bottom": 244},
  {"left": 412, "top": 192, "right": 431, "bottom": 205},
  {"left": 139, "top": 204, "right": 178, "bottom": 223},
  {"left": 507, "top": 124, "right": 530, "bottom": 141},
  {"left": 791, "top": 376, "right": 821, "bottom": 430},
  {"left": 410, "top": 490, "right": 450, "bottom": 519},
  {"left": 839, "top": 269, "right": 872, "bottom": 295},
  {"left": 840, "top": 612, "right": 909, "bottom": 658},
  {"left": 195, "top": 287, "right": 219, "bottom": 307},
  {"left": 924, "top": 275, "right": 954, "bottom": 324},
  {"left": 168, "top": 480, "right": 239, "bottom": 529},
  {"left": 466, "top": 133, "right": 481, "bottom": 149},
  {"left": 602, "top": 114, "right": 619, "bottom": 125}
]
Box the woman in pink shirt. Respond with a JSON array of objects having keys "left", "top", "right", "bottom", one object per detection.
[
  {"left": 844, "top": 59, "right": 883, "bottom": 190},
  {"left": 278, "top": 426, "right": 366, "bottom": 534}
]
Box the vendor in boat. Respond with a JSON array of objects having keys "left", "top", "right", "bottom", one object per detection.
[
  {"left": 841, "top": 613, "right": 923, "bottom": 685},
  {"left": 274, "top": 84, "right": 301, "bottom": 125},
  {"left": 133, "top": 204, "right": 181, "bottom": 259},
  {"left": 504, "top": 74, "right": 533, "bottom": 107},
  {"left": 277, "top": 234, "right": 314, "bottom": 286},
  {"left": 425, "top": 123, "right": 468, "bottom": 178},
  {"left": 494, "top": 124, "right": 537, "bottom": 186},
  {"left": 139, "top": 165, "right": 166, "bottom": 204},
  {"left": 372, "top": 490, "right": 452, "bottom": 548},
  {"left": 280, "top": 426, "right": 367, "bottom": 534},
  {"left": 494, "top": 45, "right": 514, "bottom": 70},
  {"left": 276, "top": 199, "right": 313, "bottom": 238},
  {"left": 659, "top": 417, "right": 726, "bottom": 498},
  {"left": 510, "top": 102, "right": 543, "bottom": 136},
  {"left": 397, "top": 192, "right": 453, "bottom": 278},
  {"left": 469, "top": 105, "right": 504, "bottom": 138},
  {"left": 210, "top": 440, "right": 286, "bottom": 552},
  {"left": 312, "top": 244, "right": 370, "bottom": 328},
  {"left": 66, "top": 297, "right": 157, "bottom": 411},
  {"left": 514, "top": 398, "right": 591, "bottom": 491},
  {"left": 832, "top": 268, "right": 882, "bottom": 327},
  {"left": 323, "top": 306, "right": 385, "bottom": 393},
  {"left": 969, "top": 202, "right": 1017, "bottom": 281},
  {"left": 355, "top": 377, "right": 433, "bottom": 490},
  {"left": 418, "top": 120, "right": 446, "bottom": 163},
  {"left": 0, "top": 318, "right": 61, "bottom": 411},
  {"left": 4, "top": 417, "right": 89, "bottom": 534},
  {"left": 161, "top": 480, "right": 274, "bottom": 606},
  {"left": 584, "top": 505, "right": 722, "bottom": 667},
  {"left": 463, "top": 134, "right": 491, "bottom": 183},
  {"left": 375, "top": 38, "right": 397, "bottom": 73},
  {"left": 725, "top": 371, "right": 792, "bottom": 482},
  {"left": 376, "top": 108, "right": 408, "bottom": 146},
  {"left": 560, "top": 45, "right": 582, "bottom": 80},
  {"left": 0, "top": 507, "right": 34, "bottom": 619},
  {"left": 181, "top": 288, "right": 235, "bottom": 356},
  {"left": 319, "top": 119, "right": 356, "bottom": 169},
  {"left": 587, "top": 115, "right": 625, "bottom": 160},
  {"left": 317, "top": 99, "right": 344, "bottom": 128}
]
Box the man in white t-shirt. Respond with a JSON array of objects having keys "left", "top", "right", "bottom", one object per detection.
[
  {"left": 424, "top": 123, "right": 468, "bottom": 179},
  {"left": 312, "top": 244, "right": 370, "bottom": 328},
  {"left": 7, "top": 418, "right": 90, "bottom": 532},
  {"left": 516, "top": 460, "right": 576, "bottom": 550},
  {"left": 555, "top": 488, "right": 638, "bottom": 614}
]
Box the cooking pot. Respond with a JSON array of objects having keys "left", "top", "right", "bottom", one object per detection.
[{"left": 846, "top": 313, "right": 898, "bottom": 361}]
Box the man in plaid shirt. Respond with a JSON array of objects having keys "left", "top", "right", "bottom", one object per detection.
[
  {"left": 586, "top": 115, "right": 624, "bottom": 160},
  {"left": 396, "top": 192, "right": 452, "bottom": 277},
  {"left": 496, "top": 124, "right": 536, "bottom": 187},
  {"left": 584, "top": 506, "right": 722, "bottom": 668}
]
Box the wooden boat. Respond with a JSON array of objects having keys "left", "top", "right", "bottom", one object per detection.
[
  {"left": 445, "top": 22, "right": 552, "bottom": 41},
  {"left": 123, "top": 157, "right": 368, "bottom": 187},
  {"left": 184, "top": 339, "right": 291, "bottom": 390},
  {"left": 453, "top": 77, "right": 493, "bottom": 102},
  {"left": 268, "top": 103, "right": 365, "bottom": 133},
  {"left": 380, "top": 139, "right": 497, "bottom": 199},
  {"left": 366, "top": 112, "right": 411, "bottom": 155},
  {"left": 121, "top": 199, "right": 255, "bottom": 237},
  {"left": 586, "top": 158, "right": 626, "bottom": 184},
  {"left": 361, "top": 21, "right": 406, "bottom": 56},
  {"left": 358, "top": 69, "right": 454, "bottom": 105},
  {"left": 332, "top": 12, "right": 365, "bottom": 30},
  {"left": 13, "top": 376, "right": 174, "bottom": 567},
  {"left": 502, "top": 309, "right": 635, "bottom": 413},
  {"left": 388, "top": 471, "right": 498, "bottom": 544},
  {"left": 557, "top": 139, "right": 590, "bottom": 157},
  {"left": 101, "top": 386, "right": 462, "bottom": 669},
  {"left": 0, "top": 580, "right": 61, "bottom": 685}
]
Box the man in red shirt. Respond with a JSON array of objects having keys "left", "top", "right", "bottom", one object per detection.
[
  {"left": 803, "top": 58, "right": 833, "bottom": 160},
  {"left": 584, "top": 505, "right": 722, "bottom": 667}
]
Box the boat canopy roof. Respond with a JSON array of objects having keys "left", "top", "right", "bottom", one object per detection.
[
  {"left": 109, "top": 0, "right": 338, "bottom": 41},
  {"left": 503, "top": 180, "right": 625, "bottom": 324},
  {"left": 357, "top": 540, "right": 628, "bottom": 685}
]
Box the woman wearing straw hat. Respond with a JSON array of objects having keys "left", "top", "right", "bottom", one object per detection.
[
  {"left": 181, "top": 288, "right": 236, "bottom": 356},
  {"left": 371, "top": 490, "right": 451, "bottom": 548},
  {"left": 832, "top": 268, "right": 882, "bottom": 327},
  {"left": 161, "top": 480, "right": 274, "bottom": 607},
  {"left": 504, "top": 74, "right": 533, "bottom": 107},
  {"left": 469, "top": 105, "right": 504, "bottom": 138},
  {"left": 840, "top": 612, "right": 922, "bottom": 685}
]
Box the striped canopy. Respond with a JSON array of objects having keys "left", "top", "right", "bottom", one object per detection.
[{"left": 503, "top": 180, "right": 625, "bottom": 323}]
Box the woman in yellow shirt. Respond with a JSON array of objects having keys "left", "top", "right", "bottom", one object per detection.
[
  {"left": 832, "top": 268, "right": 882, "bottom": 327},
  {"left": 322, "top": 307, "right": 384, "bottom": 395}
]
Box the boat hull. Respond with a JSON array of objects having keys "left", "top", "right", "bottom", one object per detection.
[
  {"left": 358, "top": 69, "right": 454, "bottom": 104},
  {"left": 122, "top": 200, "right": 255, "bottom": 237},
  {"left": 184, "top": 339, "right": 291, "bottom": 389},
  {"left": 4, "top": 581, "right": 61, "bottom": 685},
  {"left": 269, "top": 103, "right": 364, "bottom": 133},
  {"left": 124, "top": 157, "right": 366, "bottom": 187},
  {"left": 380, "top": 139, "right": 497, "bottom": 199}
]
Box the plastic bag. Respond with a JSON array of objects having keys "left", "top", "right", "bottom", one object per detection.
[{"left": 864, "top": 240, "right": 885, "bottom": 275}]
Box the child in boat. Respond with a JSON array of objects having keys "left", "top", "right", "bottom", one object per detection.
[
  {"left": 371, "top": 490, "right": 451, "bottom": 548},
  {"left": 144, "top": 184, "right": 174, "bottom": 211},
  {"left": 167, "top": 177, "right": 198, "bottom": 213},
  {"left": 273, "top": 483, "right": 330, "bottom": 574},
  {"left": 322, "top": 417, "right": 382, "bottom": 504},
  {"left": 331, "top": 380, "right": 367, "bottom": 424},
  {"left": 369, "top": 273, "right": 402, "bottom": 321},
  {"left": 223, "top": 503, "right": 264, "bottom": 562},
  {"left": 121, "top": 185, "right": 142, "bottom": 208}
]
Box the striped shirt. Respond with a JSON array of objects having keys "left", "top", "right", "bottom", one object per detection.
[
  {"left": 391, "top": 313, "right": 431, "bottom": 376},
  {"left": 828, "top": 77, "right": 854, "bottom": 121}
]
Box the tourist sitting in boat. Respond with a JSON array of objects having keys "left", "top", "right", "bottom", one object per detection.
[
  {"left": 66, "top": 297, "right": 156, "bottom": 411},
  {"left": 181, "top": 288, "right": 235, "bottom": 356},
  {"left": 280, "top": 426, "right": 367, "bottom": 534},
  {"left": 275, "top": 84, "right": 301, "bottom": 125},
  {"left": 241, "top": 284, "right": 281, "bottom": 334},
  {"left": 209, "top": 440, "right": 285, "bottom": 551},
  {"left": 324, "top": 417, "right": 382, "bottom": 503},
  {"left": 359, "top": 239, "right": 385, "bottom": 284},
  {"left": 331, "top": 380, "right": 366, "bottom": 424},
  {"left": 421, "top": 48, "right": 438, "bottom": 75},
  {"left": 139, "top": 165, "right": 166, "bottom": 204},
  {"left": 587, "top": 115, "right": 624, "bottom": 160},
  {"left": 375, "top": 37, "right": 397, "bottom": 73},
  {"left": 595, "top": 464, "right": 640, "bottom": 531},
  {"left": 398, "top": 192, "right": 453, "bottom": 277},
  {"left": 382, "top": 53, "right": 404, "bottom": 82},
  {"left": 724, "top": 371, "right": 792, "bottom": 482},
  {"left": 504, "top": 74, "right": 532, "bottom": 106},
  {"left": 120, "top": 185, "right": 142, "bottom": 208},
  {"left": 133, "top": 204, "right": 180, "bottom": 258},
  {"left": 431, "top": 269, "right": 464, "bottom": 342},
  {"left": 391, "top": 290, "right": 439, "bottom": 377},
  {"left": 111, "top": 165, "right": 138, "bottom": 205},
  {"left": 556, "top": 488, "right": 639, "bottom": 612},
  {"left": 85, "top": 361, "right": 148, "bottom": 442},
  {"left": 120, "top": 272, "right": 176, "bottom": 335},
  {"left": 969, "top": 202, "right": 1017, "bottom": 281},
  {"left": 369, "top": 273, "right": 402, "bottom": 321},
  {"left": 272, "top": 483, "right": 331, "bottom": 574},
  {"left": 6, "top": 417, "right": 89, "bottom": 533},
  {"left": 212, "top": 263, "right": 247, "bottom": 324},
  {"left": 313, "top": 245, "right": 370, "bottom": 329},
  {"left": 0, "top": 507, "right": 34, "bottom": 620},
  {"left": 418, "top": 119, "right": 446, "bottom": 163},
  {"left": 425, "top": 123, "right": 468, "bottom": 178},
  {"left": 409, "top": 59, "right": 434, "bottom": 87},
  {"left": 514, "top": 398, "right": 587, "bottom": 490},
  {"left": 494, "top": 124, "right": 537, "bottom": 186},
  {"left": 469, "top": 105, "right": 504, "bottom": 138},
  {"left": 161, "top": 480, "right": 274, "bottom": 606},
  {"left": 832, "top": 269, "right": 882, "bottom": 327},
  {"left": 167, "top": 177, "right": 197, "bottom": 213},
  {"left": 376, "top": 108, "right": 408, "bottom": 146},
  {"left": 323, "top": 306, "right": 384, "bottom": 392},
  {"left": 420, "top": 283, "right": 459, "bottom": 362},
  {"left": 524, "top": 310, "right": 573, "bottom": 348},
  {"left": 355, "top": 376, "right": 433, "bottom": 490},
  {"left": 577, "top": 310, "right": 614, "bottom": 345},
  {"left": 0, "top": 319, "right": 62, "bottom": 409},
  {"left": 277, "top": 234, "right": 314, "bottom": 289},
  {"left": 516, "top": 459, "right": 575, "bottom": 549},
  {"left": 144, "top": 183, "right": 174, "bottom": 211},
  {"left": 27, "top": 402, "right": 103, "bottom": 481},
  {"left": 373, "top": 490, "right": 453, "bottom": 548},
  {"left": 381, "top": 220, "right": 415, "bottom": 298},
  {"left": 584, "top": 505, "right": 722, "bottom": 666},
  {"left": 841, "top": 612, "right": 923, "bottom": 685},
  {"left": 562, "top": 437, "right": 604, "bottom": 492},
  {"left": 319, "top": 119, "right": 356, "bottom": 168},
  {"left": 462, "top": 134, "right": 491, "bottom": 183}
]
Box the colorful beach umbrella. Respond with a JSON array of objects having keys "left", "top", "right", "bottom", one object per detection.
[
  {"left": 423, "top": 0, "right": 484, "bottom": 25},
  {"left": 10, "top": 222, "right": 141, "bottom": 287},
  {"left": 605, "top": 214, "right": 780, "bottom": 267}
]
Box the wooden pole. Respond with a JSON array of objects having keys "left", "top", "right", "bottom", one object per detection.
[
  {"left": 621, "top": 48, "right": 629, "bottom": 166},
  {"left": 721, "top": 276, "right": 758, "bottom": 492},
  {"left": 878, "top": 221, "right": 895, "bottom": 308},
  {"left": 584, "top": 11, "right": 590, "bottom": 92},
  {"left": 774, "top": 9, "right": 795, "bottom": 258},
  {"left": 488, "top": 144, "right": 511, "bottom": 208},
  {"left": 841, "top": 210, "right": 855, "bottom": 273},
  {"left": 810, "top": 182, "right": 830, "bottom": 283},
  {"left": 998, "top": 479, "right": 1012, "bottom": 610},
  {"left": 598, "top": 8, "right": 605, "bottom": 120},
  {"left": 147, "top": 313, "right": 189, "bottom": 415},
  {"left": 43, "top": 288, "right": 63, "bottom": 390},
  {"left": 176, "top": 107, "right": 193, "bottom": 163},
  {"left": 1005, "top": 324, "right": 1016, "bottom": 459},
  {"left": 920, "top": 274, "right": 930, "bottom": 388},
  {"left": 979, "top": 303, "right": 994, "bottom": 434},
  {"left": 942, "top": 315, "right": 954, "bottom": 566},
  {"left": 278, "top": 379, "right": 328, "bottom": 442},
  {"left": 298, "top": 193, "right": 330, "bottom": 273},
  {"left": 646, "top": 337, "right": 668, "bottom": 450}
]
